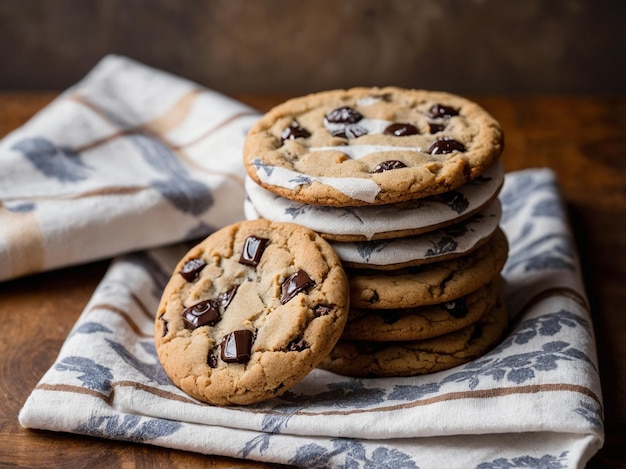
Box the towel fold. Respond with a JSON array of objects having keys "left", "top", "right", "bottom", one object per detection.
[
  {"left": 0, "top": 55, "right": 260, "bottom": 281},
  {"left": 6, "top": 56, "right": 603, "bottom": 468}
]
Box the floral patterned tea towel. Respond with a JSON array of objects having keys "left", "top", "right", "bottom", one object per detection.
[{"left": 19, "top": 168, "right": 604, "bottom": 468}]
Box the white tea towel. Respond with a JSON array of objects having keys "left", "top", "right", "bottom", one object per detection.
[
  {"left": 19, "top": 170, "right": 604, "bottom": 468},
  {"left": 0, "top": 55, "right": 260, "bottom": 281}
]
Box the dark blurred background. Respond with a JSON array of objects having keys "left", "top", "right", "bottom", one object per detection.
[{"left": 0, "top": 0, "right": 624, "bottom": 95}]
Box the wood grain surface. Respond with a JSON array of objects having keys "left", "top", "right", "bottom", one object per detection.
[{"left": 0, "top": 92, "right": 624, "bottom": 468}]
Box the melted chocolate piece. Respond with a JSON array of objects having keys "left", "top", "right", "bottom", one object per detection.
[
  {"left": 182, "top": 299, "right": 221, "bottom": 329},
  {"left": 429, "top": 104, "right": 460, "bottom": 118},
  {"left": 239, "top": 235, "right": 269, "bottom": 266},
  {"left": 178, "top": 258, "right": 207, "bottom": 282},
  {"left": 161, "top": 318, "right": 169, "bottom": 337},
  {"left": 330, "top": 124, "right": 368, "bottom": 139},
  {"left": 442, "top": 298, "right": 468, "bottom": 318},
  {"left": 287, "top": 338, "right": 309, "bottom": 352},
  {"left": 383, "top": 122, "right": 419, "bottom": 136},
  {"left": 217, "top": 285, "right": 238, "bottom": 310},
  {"left": 207, "top": 353, "right": 218, "bottom": 368},
  {"left": 280, "top": 269, "right": 315, "bottom": 304},
  {"left": 344, "top": 124, "right": 368, "bottom": 139},
  {"left": 182, "top": 285, "right": 239, "bottom": 330},
  {"left": 325, "top": 106, "right": 363, "bottom": 123},
  {"left": 281, "top": 121, "right": 311, "bottom": 141},
  {"left": 428, "top": 138, "right": 466, "bottom": 155},
  {"left": 372, "top": 160, "right": 408, "bottom": 173},
  {"left": 221, "top": 329, "right": 254, "bottom": 363},
  {"left": 428, "top": 122, "right": 446, "bottom": 134},
  {"left": 313, "top": 304, "right": 333, "bottom": 317}
]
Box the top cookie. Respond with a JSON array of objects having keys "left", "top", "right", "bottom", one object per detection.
[
  {"left": 154, "top": 220, "right": 349, "bottom": 406},
  {"left": 244, "top": 87, "right": 504, "bottom": 207}
]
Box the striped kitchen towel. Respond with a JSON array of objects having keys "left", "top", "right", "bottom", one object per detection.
[{"left": 0, "top": 54, "right": 260, "bottom": 281}]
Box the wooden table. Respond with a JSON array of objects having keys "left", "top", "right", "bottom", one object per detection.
[{"left": 0, "top": 93, "right": 624, "bottom": 467}]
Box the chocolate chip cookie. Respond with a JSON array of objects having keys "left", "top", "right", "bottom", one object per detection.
[
  {"left": 341, "top": 277, "right": 501, "bottom": 341},
  {"left": 243, "top": 87, "right": 504, "bottom": 206},
  {"left": 318, "top": 295, "right": 508, "bottom": 377},
  {"left": 154, "top": 219, "right": 349, "bottom": 405},
  {"left": 347, "top": 228, "right": 508, "bottom": 309}
]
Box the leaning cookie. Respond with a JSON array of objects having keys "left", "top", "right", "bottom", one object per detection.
[
  {"left": 154, "top": 220, "right": 349, "bottom": 406},
  {"left": 244, "top": 162, "right": 503, "bottom": 241},
  {"left": 348, "top": 228, "right": 508, "bottom": 309},
  {"left": 244, "top": 87, "right": 504, "bottom": 206},
  {"left": 318, "top": 296, "right": 508, "bottom": 377},
  {"left": 342, "top": 277, "right": 502, "bottom": 342}
]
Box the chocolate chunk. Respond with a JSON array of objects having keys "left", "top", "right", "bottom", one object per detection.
[
  {"left": 178, "top": 258, "right": 206, "bottom": 282},
  {"left": 181, "top": 286, "right": 238, "bottom": 330},
  {"left": 383, "top": 123, "right": 419, "bottom": 136},
  {"left": 325, "top": 106, "right": 363, "bottom": 124},
  {"left": 326, "top": 106, "right": 363, "bottom": 124},
  {"left": 287, "top": 338, "right": 309, "bottom": 352},
  {"left": 217, "top": 285, "right": 238, "bottom": 310},
  {"left": 207, "top": 353, "right": 218, "bottom": 368},
  {"left": 344, "top": 124, "right": 368, "bottom": 139},
  {"left": 428, "top": 138, "right": 466, "bottom": 155},
  {"left": 182, "top": 299, "right": 221, "bottom": 329},
  {"left": 442, "top": 298, "right": 468, "bottom": 318},
  {"left": 221, "top": 330, "right": 254, "bottom": 363},
  {"left": 330, "top": 124, "right": 368, "bottom": 139},
  {"left": 313, "top": 304, "right": 333, "bottom": 317},
  {"left": 161, "top": 318, "right": 169, "bottom": 337},
  {"left": 280, "top": 269, "right": 315, "bottom": 304},
  {"left": 428, "top": 122, "right": 446, "bottom": 134},
  {"left": 428, "top": 104, "right": 460, "bottom": 118},
  {"left": 239, "top": 235, "right": 269, "bottom": 266},
  {"left": 372, "top": 160, "right": 408, "bottom": 173},
  {"left": 281, "top": 121, "right": 311, "bottom": 141}
]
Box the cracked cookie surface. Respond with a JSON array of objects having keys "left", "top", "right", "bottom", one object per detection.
[
  {"left": 347, "top": 228, "right": 508, "bottom": 309},
  {"left": 154, "top": 219, "right": 349, "bottom": 405},
  {"left": 243, "top": 87, "right": 504, "bottom": 207},
  {"left": 318, "top": 295, "right": 508, "bottom": 377}
]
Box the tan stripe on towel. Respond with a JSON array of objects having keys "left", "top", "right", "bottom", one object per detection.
[
  {"left": 0, "top": 206, "right": 46, "bottom": 278},
  {"left": 68, "top": 88, "right": 202, "bottom": 153},
  {"left": 87, "top": 302, "right": 152, "bottom": 338},
  {"left": 141, "top": 88, "right": 204, "bottom": 135},
  {"left": 281, "top": 382, "right": 602, "bottom": 417},
  {"left": 69, "top": 90, "right": 246, "bottom": 185},
  {"left": 34, "top": 381, "right": 600, "bottom": 419},
  {"left": 35, "top": 381, "right": 199, "bottom": 406}
]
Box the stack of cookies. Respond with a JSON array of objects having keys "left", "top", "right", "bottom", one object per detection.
[
  {"left": 242, "top": 87, "right": 509, "bottom": 378},
  {"left": 153, "top": 87, "right": 511, "bottom": 406}
]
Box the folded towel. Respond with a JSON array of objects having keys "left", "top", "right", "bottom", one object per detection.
[
  {"left": 10, "top": 56, "right": 603, "bottom": 468},
  {"left": 0, "top": 55, "right": 260, "bottom": 281}
]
